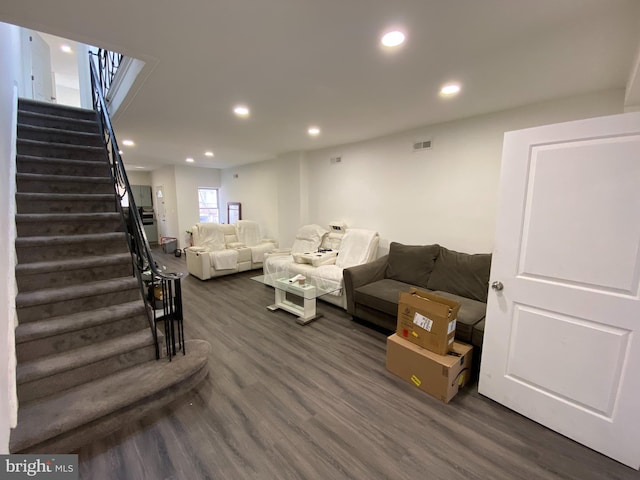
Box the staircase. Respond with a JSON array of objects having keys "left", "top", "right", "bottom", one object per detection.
[{"left": 10, "top": 99, "right": 210, "bottom": 453}]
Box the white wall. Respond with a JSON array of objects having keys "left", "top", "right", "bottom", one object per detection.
[
  {"left": 220, "top": 161, "right": 279, "bottom": 240},
  {"left": 0, "top": 21, "right": 21, "bottom": 454},
  {"left": 127, "top": 170, "right": 152, "bottom": 185},
  {"left": 221, "top": 89, "right": 625, "bottom": 255},
  {"left": 174, "top": 165, "right": 220, "bottom": 247}
]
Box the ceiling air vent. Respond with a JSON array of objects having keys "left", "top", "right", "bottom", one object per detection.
[{"left": 413, "top": 140, "right": 432, "bottom": 152}]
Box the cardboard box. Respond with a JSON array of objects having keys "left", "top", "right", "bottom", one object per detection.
[
  {"left": 396, "top": 288, "right": 460, "bottom": 355},
  {"left": 386, "top": 334, "right": 473, "bottom": 403}
]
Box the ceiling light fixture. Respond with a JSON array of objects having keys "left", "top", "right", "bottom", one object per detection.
[
  {"left": 186, "top": 157, "right": 195, "bottom": 163},
  {"left": 440, "top": 83, "right": 461, "bottom": 96},
  {"left": 122, "top": 139, "right": 135, "bottom": 146},
  {"left": 233, "top": 105, "right": 250, "bottom": 117},
  {"left": 308, "top": 127, "right": 321, "bottom": 136},
  {"left": 205, "top": 151, "right": 214, "bottom": 157},
  {"left": 381, "top": 31, "right": 405, "bottom": 47},
  {"left": 61, "top": 45, "right": 73, "bottom": 54}
]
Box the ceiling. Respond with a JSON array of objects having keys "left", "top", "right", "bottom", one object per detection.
[{"left": 1, "top": 0, "right": 639, "bottom": 170}]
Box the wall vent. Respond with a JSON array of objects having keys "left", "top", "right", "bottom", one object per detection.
[
  {"left": 330, "top": 156, "right": 343, "bottom": 164},
  {"left": 413, "top": 140, "right": 432, "bottom": 152}
]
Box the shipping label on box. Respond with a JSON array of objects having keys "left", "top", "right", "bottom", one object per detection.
[
  {"left": 396, "top": 288, "right": 460, "bottom": 355},
  {"left": 386, "top": 334, "right": 473, "bottom": 403}
]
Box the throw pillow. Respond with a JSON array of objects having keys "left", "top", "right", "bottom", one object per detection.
[
  {"left": 427, "top": 247, "right": 492, "bottom": 303},
  {"left": 385, "top": 242, "right": 440, "bottom": 289}
]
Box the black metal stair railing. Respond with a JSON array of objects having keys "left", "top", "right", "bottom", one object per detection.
[
  {"left": 89, "top": 52, "right": 185, "bottom": 361},
  {"left": 93, "top": 49, "right": 123, "bottom": 100}
]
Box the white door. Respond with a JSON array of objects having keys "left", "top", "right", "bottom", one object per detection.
[
  {"left": 479, "top": 112, "right": 640, "bottom": 470},
  {"left": 28, "top": 31, "right": 54, "bottom": 102},
  {"left": 155, "top": 186, "right": 165, "bottom": 237}
]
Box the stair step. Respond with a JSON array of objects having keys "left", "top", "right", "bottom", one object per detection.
[
  {"left": 18, "top": 124, "right": 103, "bottom": 147},
  {"left": 16, "top": 172, "right": 113, "bottom": 195},
  {"left": 10, "top": 339, "right": 210, "bottom": 454},
  {"left": 18, "top": 99, "right": 97, "bottom": 121},
  {"left": 16, "top": 155, "right": 110, "bottom": 177},
  {"left": 16, "top": 276, "right": 141, "bottom": 323},
  {"left": 18, "top": 110, "right": 99, "bottom": 133},
  {"left": 17, "top": 139, "right": 105, "bottom": 161},
  {"left": 16, "top": 300, "right": 147, "bottom": 344},
  {"left": 16, "top": 232, "right": 128, "bottom": 263},
  {"left": 16, "top": 212, "right": 123, "bottom": 237},
  {"left": 17, "top": 307, "right": 149, "bottom": 363},
  {"left": 17, "top": 330, "right": 157, "bottom": 403},
  {"left": 16, "top": 192, "right": 117, "bottom": 214},
  {"left": 16, "top": 252, "right": 132, "bottom": 291}
]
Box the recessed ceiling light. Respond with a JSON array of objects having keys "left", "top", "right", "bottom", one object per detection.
[
  {"left": 61, "top": 45, "right": 72, "bottom": 54},
  {"left": 205, "top": 151, "right": 214, "bottom": 157},
  {"left": 118, "top": 150, "right": 123, "bottom": 155},
  {"left": 381, "top": 31, "right": 405, "bottom": 47},
  {"left": 135, "top": 166, "right": 144, "bottom": 169},
  {"left": 186, "top": 157, "right": 195, "bottom": 163},
  {"left": 308, "top": 127, "right": 321, "bottom": 136},
  {"left": 122, "top": 139, "right": 135, "bottom": 146},
  {"left": 440, "top": 83, "right": 461, "bottom": 96},
  {"left": 233, "top": 105, "right": 250, "bottom": 117}
]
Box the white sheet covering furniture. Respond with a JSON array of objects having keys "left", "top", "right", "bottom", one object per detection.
[
  {"left": 263, "top": 224, "right": 379, "bottom": 309},
  {"left": 186, "top": 221, "right": 277, "bottom": 280}
]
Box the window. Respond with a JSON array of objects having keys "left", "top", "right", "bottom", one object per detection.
[{"left": 198, "top": 188, "right": 219, "bottom": 223}]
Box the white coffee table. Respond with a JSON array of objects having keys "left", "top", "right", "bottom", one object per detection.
[{"left": 252, "top": 272, "right": 341, "bottom": 325}]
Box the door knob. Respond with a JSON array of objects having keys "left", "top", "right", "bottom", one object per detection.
[{"left": 491, "top": 281, "right": 504, "bottom": 291}]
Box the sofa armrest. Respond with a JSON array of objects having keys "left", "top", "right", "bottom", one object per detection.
[{"left": 343, "top": 255, "right": 388, "bottom": 314}]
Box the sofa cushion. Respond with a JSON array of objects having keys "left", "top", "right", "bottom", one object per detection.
[
  {"left": 427, "top": 247, "right": 492, "bottom": 303},
  {"left": 354, "top": 279, "right": 418, "bottom": 317},
  {"left": 335, "top": 229, "right": 379, "bottom": 268},
  {"left": 385, "top": 242, "right": 439, "bottom": 289},
  {"left": 292, "top": 224, "right": 328, "bottom": 254},
  {"left": 431, "top": 290, "right": 486, "bottom": 343}
]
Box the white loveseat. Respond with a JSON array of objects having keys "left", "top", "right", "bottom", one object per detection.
[
  {"left": 186, "top": 220, "right": 277, "bottom": 280},
  {"left": 263, "top": 224, "right": 379, "bottom": 309}
]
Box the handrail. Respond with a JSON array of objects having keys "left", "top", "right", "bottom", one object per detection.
[{"left": 89, "top": 52, "right": 185, "bottom": 360}]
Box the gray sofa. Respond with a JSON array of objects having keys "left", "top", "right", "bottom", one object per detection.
[{"left": 343, "top": 242, "right": 491, "bottom": 352}]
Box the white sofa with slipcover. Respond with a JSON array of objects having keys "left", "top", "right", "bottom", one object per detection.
[
  {"left": 263, "top": 224, "right": 379, "bottom": 309},
  {"left": 186, "top": 220, "right": 277, "bottom": 280}
]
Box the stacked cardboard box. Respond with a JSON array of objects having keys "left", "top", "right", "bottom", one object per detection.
[{"left": 386, "top": 288, "right": 473, "bottom": 403}]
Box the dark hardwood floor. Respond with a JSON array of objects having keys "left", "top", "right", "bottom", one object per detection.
[{"left": 76, "top": 250, "right": 640, "bottom": 479}]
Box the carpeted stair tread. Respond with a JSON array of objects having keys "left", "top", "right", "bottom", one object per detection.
[
  {"left": 15, "top": 231, "right": 125, "bottom": 248},
  {"left": 16, "top": 212, "right": 120, "bottom": 225},
  {"left": 16, "top": 173, "right": 111, "bottom": 184},
  {"left": 18, "top": 98, "right": 96, "bottom": 120},
  {"left": 17, "top": 124, "right": 102, "bottom": 145},
  {"left": 16, "top": 192, "right": 115, "bottom": 202},
  {"left": 17, "top": 154, "right": 106, "bottom": 166},
  {"left": 17, "top": 138, "right": 104, "bottom": 152},
  {"left": 16, "top": 276, "right": 138, "bottom": 308},
  {"left": 10, "top": 339, "right": 210, "bottom": 453},
  {"left": 15, "top": 301, "right": 147, "bottom": 344},
  {"left": 18, "top": 110, "right": 98, "bottom": 132},
  {"left": 15, "top": 252, "right": 130, "bottom": 276},
  {"left": 16, "top": 329, "right": 154, "bottom": 385}
]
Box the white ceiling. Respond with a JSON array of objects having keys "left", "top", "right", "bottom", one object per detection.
[{"left": 1, "top": 0, "right": 639, "bottom": 170}]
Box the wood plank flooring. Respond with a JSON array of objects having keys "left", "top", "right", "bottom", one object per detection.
[{"left": 76, "top": 250, "right": 640, "bottom": 479}]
